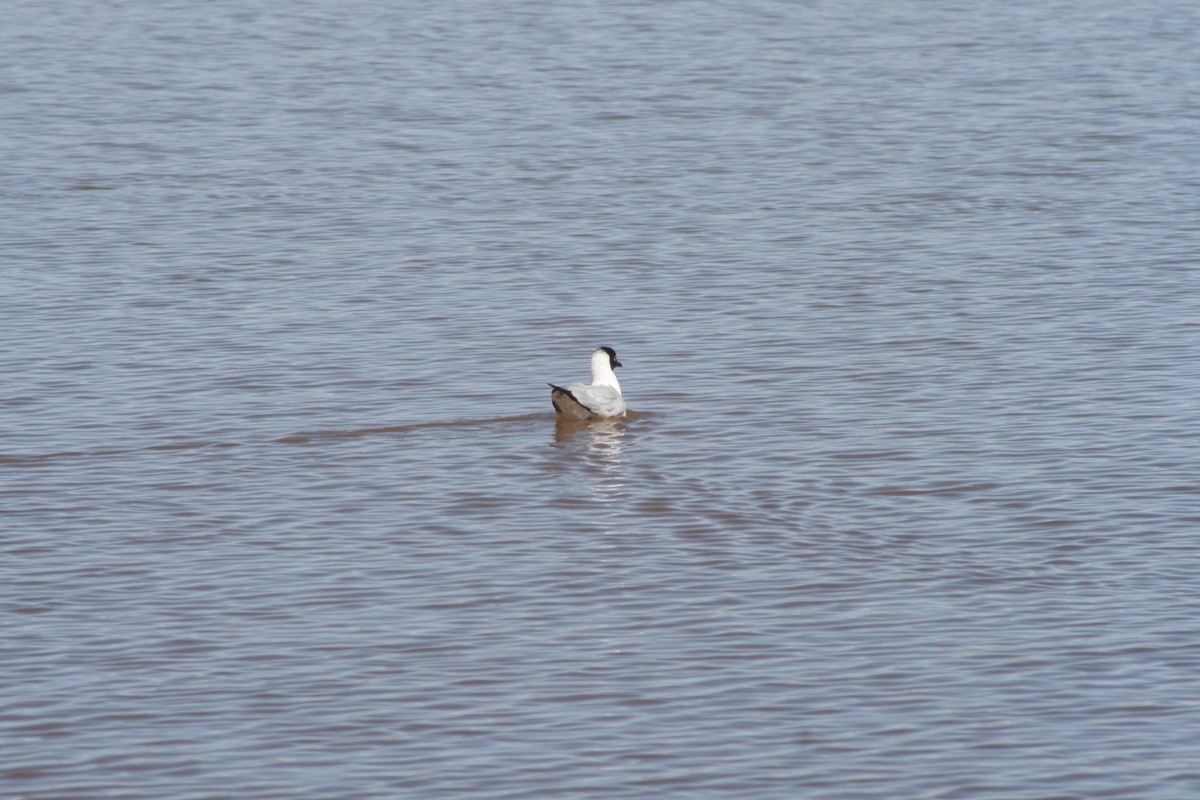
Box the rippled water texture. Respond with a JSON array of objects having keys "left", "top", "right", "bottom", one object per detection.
[{"left": 4, "top": 1, "right": 1200, "bottom": 798}]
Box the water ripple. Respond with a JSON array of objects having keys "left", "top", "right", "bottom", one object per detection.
[{"left": 5, "top": 0, "right": 1200, "bottom": 798}]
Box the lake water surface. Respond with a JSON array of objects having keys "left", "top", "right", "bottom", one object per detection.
[{"left": 4, "top": 1, "right": 1200, "bottom": 798}]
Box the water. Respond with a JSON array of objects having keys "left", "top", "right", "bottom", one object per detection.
[{"left": 4, "top": 1, "right": 1200, "bottom": 797}]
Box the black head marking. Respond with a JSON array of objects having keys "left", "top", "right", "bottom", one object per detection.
[{"left": 599, "top": 346, "right": 622, "bottom": 369}]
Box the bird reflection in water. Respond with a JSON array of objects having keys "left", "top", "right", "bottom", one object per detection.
[
  {"left": 552, "top": 416, "right": 629, "bottom": 502},
  {"left": 554, "top": 416, "right": 626, "bottom": 457}
]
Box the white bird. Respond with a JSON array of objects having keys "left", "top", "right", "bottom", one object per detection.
[{"left": 549, "top": 347, "right": 626, "bottom": 420}]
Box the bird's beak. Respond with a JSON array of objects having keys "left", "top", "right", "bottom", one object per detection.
[{"left": 614, "top": 359, "right": 623, "bottom": 368}]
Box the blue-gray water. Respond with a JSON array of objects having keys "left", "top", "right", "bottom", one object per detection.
[{"left": 4, "top": 1, "right": 1200, "bottom": 798}]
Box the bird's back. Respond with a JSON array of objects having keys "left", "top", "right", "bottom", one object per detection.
[{"left": 566, "top": 382, "right": 625, "bottom": 417}]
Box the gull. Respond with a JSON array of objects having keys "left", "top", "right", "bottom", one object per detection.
[{"left": 549, "top": 347, "right": 626, "bottom": 420}]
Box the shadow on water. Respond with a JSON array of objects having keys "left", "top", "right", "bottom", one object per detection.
[
  {"left": 0, "top": 413, "right": 549, "bottom": 465},
  {"left": 276, "top": 413, "right": 551, "bottom": 445},
  {"left": 1, "top": 410, "right": 653, "bottom": 466}
]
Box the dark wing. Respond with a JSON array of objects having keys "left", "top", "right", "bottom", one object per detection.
[{"left": 549, "top": 383, "right": 599, "bottom": 421}]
